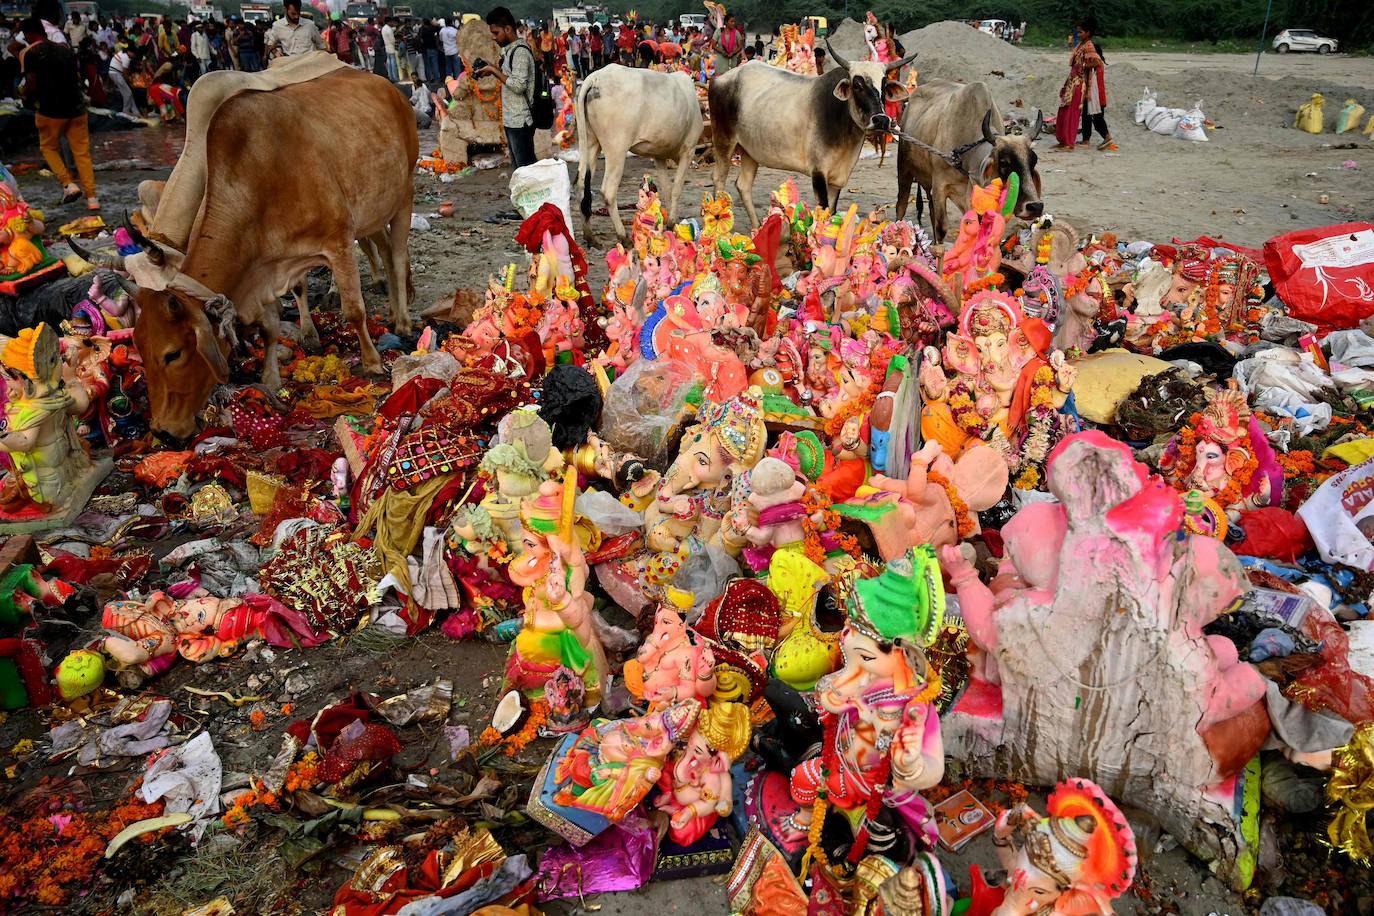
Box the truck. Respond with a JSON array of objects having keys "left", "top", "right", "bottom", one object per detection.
[
  {"left": 240, "top": 3, "right": 272, "bottom": 23},
  {"left": 345, "top": 1, "right": 378, "bottom": 23},
  {"left": 391, "top": 5, "right": 413, "bottom": 17},
  {"left": 552, "top": 6, "right": 590, "bottom": 31},
  {"left": 679, "top": 12, "right": 705, "bottom": 30},
  {"left": 189, "top": 5, "right": 225, "bottom": 22},
  {"left": 67, "top": 1, "right": 99, "bottom": 20}
]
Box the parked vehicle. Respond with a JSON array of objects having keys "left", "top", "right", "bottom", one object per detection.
[
  {"left": 805, "top": 15, "right": 827, "bottom": 36},
  {"left": 67, "top": 1, "right": 99, "bottom": 19},
  {"left": 1273, "top": 28, "right": 1337, "bottom": 54},
  {"left": 679, "top": 12, "right": 705, "bottom": 30},
  {"left": 240, "top": 3, "right": 272, "bottom": 23}
]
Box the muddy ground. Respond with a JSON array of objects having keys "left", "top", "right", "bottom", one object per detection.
[{"left": 2, "top": 36, "right": 1372, "bottom": 916}]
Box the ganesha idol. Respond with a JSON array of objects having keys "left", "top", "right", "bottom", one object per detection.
[
  {"left": 920, "top": 291, "right": 1075, "bottom": 470},
  {"left": 1159, "top": 384, "right": 1280, "bottom": 524},
  {"left": 941, "top": 432, "right": 1270, "bottom": 884},
  {"left": 642, "top": 388, "right": 767, "bottom": 557},
  {"left": 638, "top": 288, "right": 749, "bottom": 402},
  {"left": 785, "top": 548, "right": 947, "bottom": 863},
  {"left": 962, "top": 778, "right": 1137, "bottom": 916},
  {"left": 503, "top": 480, "right": 609, "bottom": 703},
  {"left": 845, "top": 439, "right": 1009, "bottom": 561}
]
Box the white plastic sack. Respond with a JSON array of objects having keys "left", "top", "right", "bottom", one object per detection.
[
  {"left": 1234, "top": 347, "right": 1334, "bottom": 402},
  {"left": 1145, "top": 105, "right": 1182, "bottom": 136},
  {"left": 1173, "top": 101, "right": 1208, "bottom": 142},
  {"left": 1134, "top": 87, "right": 1157, "bottom": 124},
  {"left": 1325, "top": 329, "right": 1374, "bottom": 369},
  {"left": 510, "top": 159, "right": 575, "bottom": 240},
  {"left": 140, "top": 730, "right": 223, "bottom": 838},
  {"left": 1297, "top": 456, "right": 1374, "bottom": 572}
]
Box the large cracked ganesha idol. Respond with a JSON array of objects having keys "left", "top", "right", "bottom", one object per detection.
[{"left": 920, "top": 291, "right": 1074, "bottom": 462}]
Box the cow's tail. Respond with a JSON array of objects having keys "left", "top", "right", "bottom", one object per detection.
[{"left": 577, "top": 80, "right": 600, "bottom": 225}]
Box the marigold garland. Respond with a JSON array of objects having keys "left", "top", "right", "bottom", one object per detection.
[
  {"left": 823, "top": 379, "right": 880, "bottom": 439},
  {"left": 0, "top": 788, "right": 166, "bottom": 907},
  {"left": 1173, "top": 424, "right": 1258, "bottom": 508},
  {"left": 479, "top": 699, "right": 550, "bottom": 757},
  {"left": 925, "top": 471, "right": 975, "bottom": 539}
]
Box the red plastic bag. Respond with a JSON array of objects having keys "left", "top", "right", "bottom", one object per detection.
[{"left": 1264, "top": 223, "right": 1374, "bottom": 330}]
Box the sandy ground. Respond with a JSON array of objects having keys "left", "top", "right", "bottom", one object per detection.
[{"left": 6, "top": 31, "right": 1372, "bottom": 915}]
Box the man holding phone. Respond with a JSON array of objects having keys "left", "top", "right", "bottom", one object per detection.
[{"left": 477, "top": 7, "right": 536, "bottom": 169}]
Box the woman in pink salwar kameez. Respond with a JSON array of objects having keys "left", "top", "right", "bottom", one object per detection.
[{"left": 1053, "top": 22, "right": 1115, "bottom": 151}]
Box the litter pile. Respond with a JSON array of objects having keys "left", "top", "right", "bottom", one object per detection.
[{"left": 4, "top": 140, "right": 1374, "bottom": 914}]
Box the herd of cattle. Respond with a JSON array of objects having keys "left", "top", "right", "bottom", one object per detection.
[{"left": 86, "top": 46, "right": 1044, "bottom": 441}]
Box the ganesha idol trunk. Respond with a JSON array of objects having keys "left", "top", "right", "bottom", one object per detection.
[{"left": 940, "top": 431, "right": 1270, "bottom": 890}]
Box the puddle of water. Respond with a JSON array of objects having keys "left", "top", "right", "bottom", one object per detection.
[{"left": 9, "top": 122, "right": 185, "bottom": 171}]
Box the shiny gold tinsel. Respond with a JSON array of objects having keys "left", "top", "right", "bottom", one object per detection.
[{"left": 1327, "top": 722, "right": 1374, "bottom": 866}]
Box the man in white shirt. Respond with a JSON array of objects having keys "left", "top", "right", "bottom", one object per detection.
[
  {"left": 63, "top": 11, "right": 86, "bottom": 46},
  {"left": 438, "top": 18, "right": 459, "bottom": 80},
  {"left": 95, "top": 20, "right": 115, "bottom": 48},
  {"left": 190, "top": 22, "right": 211, "bottom": 79},
  {"left": 266, "top": 0, "right": 324, "bottom": 58},
  {"left": 380, "top": 16, "right": 397, "bottom": 81},
  {"left": 108, "top": 45, "right": 138, "bottom": 115}
]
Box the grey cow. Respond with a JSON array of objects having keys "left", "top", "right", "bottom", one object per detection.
[
  {"left": 896, "top": 79, "right": 1044, "bottom": 243},
  {"left": 577, "top": 64, "right": 703, "bottom": 247}
]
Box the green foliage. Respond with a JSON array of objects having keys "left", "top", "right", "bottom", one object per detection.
[{"left": 334, "top": 0, "right": 1374, "bottom": 48}]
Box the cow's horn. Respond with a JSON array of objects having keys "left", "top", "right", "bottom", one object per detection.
[
  {"left": 66, "top": 235, "right": 124, "bottom": 269},
  {"left": 892, "top": 50, "right": 918, "bottom": 70},
  {"left": 122, "top": 212, "right": 165, "bottom": 267},
  {"left": 824, "top": 38, "right": 850, "bottom": 72},
  {"left": 114, "top": 273, "right": 141, "bottom": 297},
  {"left": 981, "top": 109, "right": 999, "bottom": 145},
  {"left": 1030, "top": 108, "right": 1044, "bottom": 142}
]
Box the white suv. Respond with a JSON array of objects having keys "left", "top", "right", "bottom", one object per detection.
[{"left": 1273, "top": 29, "right": 1338, "bottom": 54}]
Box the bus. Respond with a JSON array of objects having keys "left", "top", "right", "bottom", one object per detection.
[
  {"left": 240, "top": 3, "right": 272, "bottom": 23},
  {"left": 345, "top": 2, "right": 377, "bottom": 23},
  {"left": 67, "top": 1, "right": 99, "bottom": 20}
]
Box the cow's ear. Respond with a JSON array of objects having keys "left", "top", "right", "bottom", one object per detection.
[
  {"left": 833, "top": 78, "right": 852, "bottom": 101},
  {"left": 882, "top": 80, "right": 908, "bottom": 102}
]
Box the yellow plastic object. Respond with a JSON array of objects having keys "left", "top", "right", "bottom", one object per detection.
[
  {"left": 1295, "top": 93, "right": 1325, "bottom": 133},
  {"left": 1069, "top": 348, "right": 1173, "bottom": 424},
  {"left": 1364, "top": 113, "right": 1374, "bottom": 137},
  {"left": 1336, "top": 99, "right": 1366, "bottom": 134},
  {"left": 1324, "top": 438, "right": 1374, "bottom": 466}
]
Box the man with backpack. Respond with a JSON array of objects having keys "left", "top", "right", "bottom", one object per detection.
[{"left": 481, "top": 7, "right": 550, "bottom": 170}]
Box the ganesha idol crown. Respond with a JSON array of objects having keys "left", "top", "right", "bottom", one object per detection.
[
  {"left": 959, "top": 290, "right": 1024, "bottom": 339},
  {"left": 848, "top": 546, "right": 946, "bottom": 648},
  {"left": 697, "top": 387, "right": 767, "bottom": 467}
]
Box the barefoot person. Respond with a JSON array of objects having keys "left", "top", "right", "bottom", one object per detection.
[{"left": 1053, "top": 20, "right": 1114, "bottom": 151}]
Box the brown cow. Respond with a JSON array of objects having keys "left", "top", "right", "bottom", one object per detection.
[{"left": 120, "top": 66, "right": 417, "bottom": 440}]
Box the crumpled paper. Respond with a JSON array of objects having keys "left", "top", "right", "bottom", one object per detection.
[
  {"left": 50, "top": 698, "right": 174, "bottom": 765},
  {"left": 140, "top": 730, "right": 223, "bottom": 838}
]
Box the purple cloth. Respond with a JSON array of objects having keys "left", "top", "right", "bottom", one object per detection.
[{"left": 536, "top": 815, "right": 657, "bottom": 900}]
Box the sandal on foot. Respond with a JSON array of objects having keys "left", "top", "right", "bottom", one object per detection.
[
  {"left": 1098, "top": 139, "right": 1118, "bottom": 151},
  {"left": 60, "top": 184, "right": 82, "bottom": 204}
]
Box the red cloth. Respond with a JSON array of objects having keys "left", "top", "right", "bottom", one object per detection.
[
  {"left": 515, "top": 203, "right": 607, "bottom": 350},
  {"left": 1230, "top": 507, "right": 1313, "bottom": 562},
  {"left": 752, "top": 213, "right": 784, "bottom": 291}
]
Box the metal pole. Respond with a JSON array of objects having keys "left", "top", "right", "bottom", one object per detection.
[{"left": 1254, "top": 0, "right": 1274, "bottom": 76}]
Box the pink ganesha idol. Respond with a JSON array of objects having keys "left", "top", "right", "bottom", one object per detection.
[
  {"left": 942, "top": 178, "right": 1009, "bottom": 289},
  {"left": 940, "top": 431, "right": 1270, "bottom": 885}
]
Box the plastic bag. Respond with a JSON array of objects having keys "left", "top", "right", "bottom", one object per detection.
[
  {"left": 1297, "top": 456, "right": 1374, "bottom": 571},
  {"left": 1173, "top": 101, "right": 1208, "bottom": 142},
  {"left": 1336, "top": 98, "right": 1366, "bottom": 134},
  {"left": 1134, "top": 87, "right": 1156, "bottom": 124},
  {"left": 1263, "top": 222, "right": 1374, "bottom": 330},
  {"left": 1295, "top": 93, "right": 1324, "bottom": 133},
  {"left": 510, "top": 159, "right": 575, "bottom": 240},
  {"left": 1145, "top": 105, "right": 1182, "bottom": 135},
  {"left": 1365, "top": 113, "right": 1374, "bottom": 137},
  {"left": 597, "top": 357, "right": 697, "bottom": 464}
]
